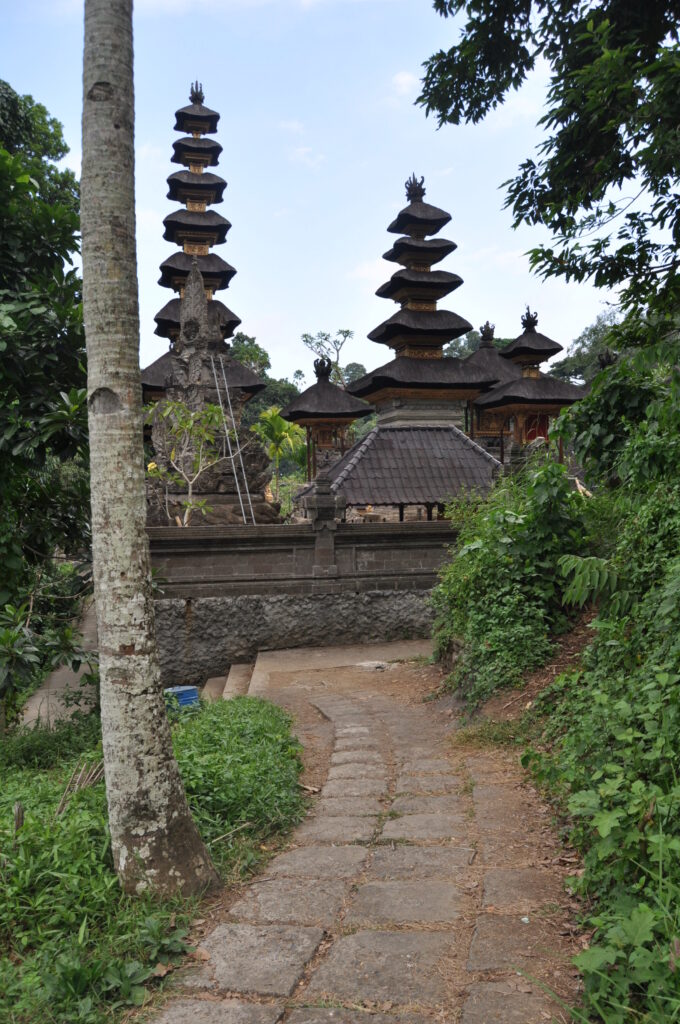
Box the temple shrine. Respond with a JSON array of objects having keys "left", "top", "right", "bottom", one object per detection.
[
  {"left": 141, "top": 88, "right": 587, "bottom": 525},
  {"left": 141, "top": 85, "right": 278, "bottom": 525},
  {"left": 470, "top": 309, "right": 585, "bottom": 459},
  {"left": 280, "top": 358, "right": 373, "bottom": 479}
]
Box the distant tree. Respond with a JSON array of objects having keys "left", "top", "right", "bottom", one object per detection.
[
  {"left": 443, "top": 330, "right": 480, "bottom": 358},
  {"left": 550, "top": 310, "right": 621, "bottom": 383},
  {"left": 82, "top": 0, "right": 218, "bottom": 896},
  {"left": 342, "top": 362, "right": 367, "bottom": 385},
  {"left": 420, "top": 1, "right": 680, "bottom": 319},
  {"left": 302, "top": 329, "right": 353, "bottom": 384},
  {"left": 229, "top": 332, "right": 271, "bottom": 376},
  {"left": 292, "top": 369, "right": 306, "bottom": 388}
]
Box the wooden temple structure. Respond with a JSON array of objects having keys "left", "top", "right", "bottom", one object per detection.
[
  {"left": 280, "top": 358, "right": 373, "bottom": 479},
  {"left": 140, "top": 85, "right": 278, "bottom": 525},
  {"left": 140, "top": 88, "right": 586, "bottom": 524},
  {"left": 290, "top": 177, "right": 586, "bottom": 520}
]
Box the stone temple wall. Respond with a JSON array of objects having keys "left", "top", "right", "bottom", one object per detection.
[{"left": 149, "top": 519, "right": 454, "bottom": 683}]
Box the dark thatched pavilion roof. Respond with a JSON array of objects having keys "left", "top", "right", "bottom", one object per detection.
[
  {"left": 368, "top": 309, "right": 473, "bottom": 347},
  {"left": 280, "top": 362, "right": 373, "bottom": 422},
  {"left": 501, "top": 309, "right": 563, "bottom": 363},
  {"left": 383, "top": 236, "right": 457, "bottom": 267},
  {"left": 153, "top": 297, "right": 241, "bottom": 340},
  {"left": 171, "top": 136, "right": 222, "bottom": 167},
  {"left": 463, "top": 336, "right": 522, "bottom": 385},
  {"left": 166, "top": 171, "right": 226, "bottom": 204},
  {"left": 141, "top": 350, "right": 265, "bottom": 396},
  {"left": 174, "top": 102, "right": 220, "bottom": 134},
  {"left": 308, "top": 424, "right": 499, "bottom": 506},
  {"left": 162, "top": 208, "right": 231, "bottom": 245},
  {"left": 474, "top": 373, "right": 586, "bottom": 410},
  {"left": 376, "top": 269, "right": 463, "bottom": 303},
  {"left": 158, "top": 252, "right": 236, "bottom": 291},
  {"left": 347, "top": 355, "right": 497, "bottom": 399}
]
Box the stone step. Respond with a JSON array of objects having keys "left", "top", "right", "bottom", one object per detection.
[
  {"left": 223, "top": 663, "right": 253, "bottom": 699},
  {"left": 202, "top": 675, "right": 228, "bottom": 702}
]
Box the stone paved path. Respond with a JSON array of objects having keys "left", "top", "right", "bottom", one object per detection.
[{"left": 154, "top": 650, "right": 579, "bottom": 1023}]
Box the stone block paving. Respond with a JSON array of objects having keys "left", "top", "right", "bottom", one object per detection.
[{"left": 154, "top": 685, "right": 578, "bottom": 1024}]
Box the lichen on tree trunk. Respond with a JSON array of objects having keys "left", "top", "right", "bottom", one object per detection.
[{"left": 81, "top": 0, "right": 219, "bottom": 896}]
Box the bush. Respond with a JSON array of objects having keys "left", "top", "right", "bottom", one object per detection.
[
  {"left": 0, "top": 697, "right": 303, "bottom": 1024},
  {"left": 432, "top": 456, "right": 587, "bottom": 705}
]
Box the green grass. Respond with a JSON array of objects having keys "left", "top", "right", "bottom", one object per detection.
[{"left": 0, "top": 697, "right": 304, "bottom": 1024}]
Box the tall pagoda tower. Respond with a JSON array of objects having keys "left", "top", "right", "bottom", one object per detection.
[
  {"left": 155, "top": 82, "right": 240, "bottom": 347},
  {"left": 141, "top": 85, "right": 279, "bottom": 525},
  {"left": 313, "top": 176, "right": 502, "bottom": 520}
]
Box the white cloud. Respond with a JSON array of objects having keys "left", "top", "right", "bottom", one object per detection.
[
  {"left": 391, "top": 70, "right": 419, "bottom": 98},
  {"left": 279, "top": 119, "right": 305, "bottom": 135},
  {"left": 288, "top": 145, "right": 325, "bottom": 169}
]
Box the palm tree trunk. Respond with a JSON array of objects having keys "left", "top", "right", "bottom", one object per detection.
[{"left": 81, "top": 0, "right": 218, "bottom": 896}]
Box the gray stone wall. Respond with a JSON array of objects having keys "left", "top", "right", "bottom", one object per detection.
[
  {"left": 149, "top": 511, "right": 455, "bottom": 683},
  {"left": 154, "top": 590, "right": 435, "bottom": 684}
]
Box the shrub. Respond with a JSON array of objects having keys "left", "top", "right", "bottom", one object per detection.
[
  {"left": 0, "top": 697, "right": 303, "bottom": 1024},
  {"left": 432, "top": 456, "right": 587, "bottom": 705}
]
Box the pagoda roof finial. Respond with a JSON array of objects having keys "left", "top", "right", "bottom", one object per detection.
[
  {"left": 479, "top": 320, "right": 495, "bottom": 344},
  {"left": 521, "top": 306, "right": 539, "bottom": 332},
  {"left": 190, "top": 81, "right": 205, "bottom": 105},
  {"left": 405, "top": 173, "right": 426, "bottom": 203},
  {"left": 314, "top": 357, "right": 333, "bottom": 380}
]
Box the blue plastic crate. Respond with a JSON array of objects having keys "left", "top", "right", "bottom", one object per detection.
[{"left": 164, "top": 685, "right": 199, "bottom": 708}]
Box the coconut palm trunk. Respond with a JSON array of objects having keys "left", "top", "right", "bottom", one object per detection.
[{"left": 81, "top": 0, "right": 218, "bottom": 895}]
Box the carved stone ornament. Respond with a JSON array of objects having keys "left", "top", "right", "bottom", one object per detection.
[
  {"left": 405, "top": 173, "right": 426, "bottom": 202},
  {"left": 521, "top": 306, "right": 539, "bottom": 332},
  {"left": 190, "top": 81, "right": 205, "bottom": 105},
  {"left": 314, "top": 357, "right": 333, "bottom": 380},
  {"left": 479, "top": 320, "right": 496, "bottom": 342}
]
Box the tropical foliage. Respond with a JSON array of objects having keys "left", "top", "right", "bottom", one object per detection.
[
  {"left": 0, "top": 81, "right": 89, "bottom": 723},
  {"left": 434, "top": 321, "right": 680, "bottom": 1020},
  {"left": 251, "top": 406, "right": 305, "bottom": 501},
  {"left": 420, "top": 2, "right": 680, "bottom": 320},
  {"left": 0, "top": 697, "right": 304, "bottom": 1024}
]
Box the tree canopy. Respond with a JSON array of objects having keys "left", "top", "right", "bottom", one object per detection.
[
  {"left": 550, "top": 309, "right": 621, "bottom": 383},
  {"left": 0, "top": 81, "right": 87, "bottom": 605},
  {"left": 420, "top": 2, "right": 680, "bottom": 319}
]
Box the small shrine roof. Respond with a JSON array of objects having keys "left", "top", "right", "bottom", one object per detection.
[
  {"left": 347, "top": 355, "right": 497, "bottom": 398},
  {"left": 463, "top": 330, "right": 523, "bottom": 384},
  {"left": 174, "top": 103, "right": 220, "bottom": 134},
  {"left": 166, "top": 170, "right": 226, "bottom": 203},
  {"left": 383, "top": 236, "right": 457, "bottom": 266},
  {"left": 474, "top": 373, "right": 586, "bottom": 409},
  {"left": 310, "top": 424, "right": 499, "bottom": 505},
  {"left": 171, "top": 136, "right": 222, "bottom": 166},
  {"left": 368, "top": 308, "right": 472, "bottom": 346},
  {"left": 501, "top": 309, "right": 563, "bottom": 362},
  {"left": 387, "top": 201, "right": 452, "bottom": 238},
  {"left": 158, "top": 252, "right": 236, "bottom": 290},
  {"left": 174, "top": 82, "right": 220, "bottom": 133},
  {"left": 376, "top": 268, "right": 463, "bottom": 302},
  {"left": 280, "top": 361, "right": 373, "bottom": 422},
  {"left": 162, "top": 208, "right": 231, "bottom": 244},
  {"left": 154, "top": 297, "right": 241, "bottom": 340}
]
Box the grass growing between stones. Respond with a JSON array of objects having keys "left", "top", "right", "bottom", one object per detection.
[{"left": 0, "top": 697, "right": 304, "bottom": 1024}]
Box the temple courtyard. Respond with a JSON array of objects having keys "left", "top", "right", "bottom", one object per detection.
[{"left": 150, "top": 640, "right": 581, "bottom": 1024}]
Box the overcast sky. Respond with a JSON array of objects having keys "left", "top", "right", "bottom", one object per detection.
[{"left": 4, "top": 0, "right": 615, "bottom": 383}]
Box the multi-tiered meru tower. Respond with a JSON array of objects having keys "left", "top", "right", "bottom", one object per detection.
[
  {"left": 327, "top": 176, "right": 500, "bottom": 519},
  {"left": 142, "top": 85, "right": 279, "bottom": 525}
]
